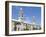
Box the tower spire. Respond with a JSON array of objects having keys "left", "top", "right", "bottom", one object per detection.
[
  {"left": 19, "top": 8, "right": 23, "bottom": 17},
  {"left": 18, "top": 8, "right": 24, "bottom": 22}
]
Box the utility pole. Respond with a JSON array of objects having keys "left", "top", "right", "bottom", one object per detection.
[{"left": 31, "top": 16, "right": 36, "bottom": 30}]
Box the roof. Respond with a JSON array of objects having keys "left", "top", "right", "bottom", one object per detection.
[
  {"left": 12, "top": 19, "right": 40, "bottom": 26},
  {"left": 12, "top": 19, "right": 32, "bottom": 24}
]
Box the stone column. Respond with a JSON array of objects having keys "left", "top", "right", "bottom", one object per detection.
[
  {"left": 12, "top": 22, "right": 15, "bottom": 31},
  {"left": 30, "top": 25, "right": 33, "bottom": 30},
  {"left": 16, "top": 25, "right": 19, "bottom": 31}
]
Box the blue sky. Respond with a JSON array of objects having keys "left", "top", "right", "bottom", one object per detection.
[{"left": 12, "top": 6, "right": 41, "bottom": 25}]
